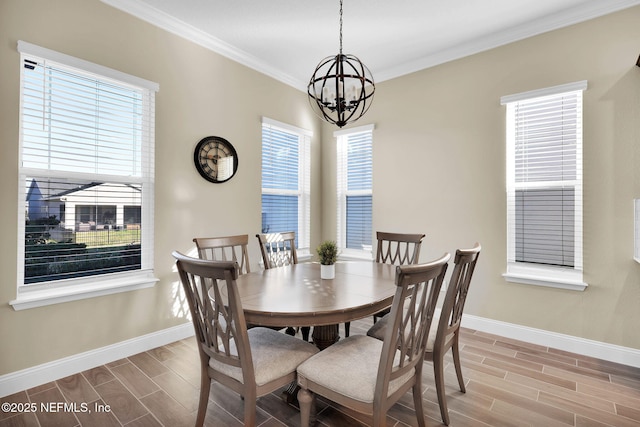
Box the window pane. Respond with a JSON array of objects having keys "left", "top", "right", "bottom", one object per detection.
[
  {"left": 24, "top": 177, "right": 142, "bottom": 284},
  {"left": 347, "top": 133, "right": 372, "bottom": 191},
  {"left": 261, "top": 194, "right": 298, "bottom": 243},
  {"left": 515, "top": 188, "right": 574, "bottom": 267},
  {"left": 22, "top": 60, "right": 145, "bottom": 177},
  {"left": 346, "top": 195, "right": 372, "bottom": 250},
  {"left": 261, "top": 127, "right": 299, "bottom": 191},
  {"left": 514, "top": 94, "right": 579, "bottom": 183}
]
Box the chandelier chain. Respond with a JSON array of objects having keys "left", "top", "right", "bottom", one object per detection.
[{"left": 339, "top": 0, "right": 343, "bottom": 54}]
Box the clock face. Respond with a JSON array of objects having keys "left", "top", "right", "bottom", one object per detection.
[{"left": 193, "top": 136, "right": 239, "bottom": 183}]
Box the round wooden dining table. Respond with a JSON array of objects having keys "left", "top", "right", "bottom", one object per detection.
[{"left": 226, "top": 260, "right": 398, "bottom": 349}]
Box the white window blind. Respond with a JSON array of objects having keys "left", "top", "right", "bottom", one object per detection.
[
  {"left": 336, "top": 124, "right": 373, "bottom": 253},
  {"left": 17, "top": 41, "right": 157, "bottom": 292},
  {"left": 260, "top": 118, "right": 311, "bottom": 251},
  {"left": 502, "top": 81, "right": 586, "bottom": 289}
]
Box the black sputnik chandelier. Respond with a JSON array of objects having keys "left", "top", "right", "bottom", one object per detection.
[{"left": 307, "top": 0, "right": 375, "bottom": 128}]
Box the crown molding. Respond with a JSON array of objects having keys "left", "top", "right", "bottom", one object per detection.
[
  {"left": 102, "top": 0, "right": 640, "bottom": 89},
  {"left": 100, "top": 0, "right": 306, "bottom": 89},
  {"left": 375, "top": 0, "right": 640, "bottom": 82}
]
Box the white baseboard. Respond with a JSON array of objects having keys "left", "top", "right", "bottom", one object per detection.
[
  {"left": 462, "top": 314, "right": 640, "bottom": 368},
  {"left": 2, "top": 316, "right": 640, "bottom": 398},
  {"left": 0, "top": 323, "right": 194, "bottom": 398}
]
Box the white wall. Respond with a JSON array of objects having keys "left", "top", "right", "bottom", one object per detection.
[
  {"left": 320, "top": 6, "right": 640, "bottom": 350},
  {"left": 0, "top": 0, "right": 322, "bottom": 376}
]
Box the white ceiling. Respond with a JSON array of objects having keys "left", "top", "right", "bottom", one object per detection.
[{"left": 102, "top": 0, "right": 640, "bottom": 90}]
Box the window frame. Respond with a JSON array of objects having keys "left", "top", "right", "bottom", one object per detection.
[
  {"left": 635, "top": 199, "right": 640, "bottom": 263},
  {"left": 11, "top": 41, "right": 159, "bottom": 310},
  {"left": 260, "top": 117, "right": 311, "bottom": 256},
  {"left": 501, "top": 81, "right": 587, "bottom": 291},
  {"left": 335, "top": 124, "right": 374, "bottom": 260}
]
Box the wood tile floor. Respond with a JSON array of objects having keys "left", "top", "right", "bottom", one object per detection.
[{"left": 2, "top": 318, "right": 640, "bottom": 426}]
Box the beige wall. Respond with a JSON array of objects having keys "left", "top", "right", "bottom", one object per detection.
[
  {"left": 1, "top": 0, "right": 639, "bottom": 378},
  {"left": 0, "top": 0, "right": 322, "bottom": 375},
  {"left": 322, "top": 6, "right": 640, "bottom": 349}
]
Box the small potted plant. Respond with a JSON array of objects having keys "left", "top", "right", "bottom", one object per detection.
[{"left": 317, "top": 240, "right": 338, "bottom": 279}]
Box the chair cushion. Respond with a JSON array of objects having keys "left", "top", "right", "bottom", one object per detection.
[
  {"left": 365, "top": 315, "right": 387, "bottom": 341},
  {"left": 209, "top": 327, "right": 319, "bottom": 387},
  {"left": 367, "top": 311, "right": 442, "bottom": 352},
  {"left": 296, "top": 335, "right": 414, "bottom": 404}
]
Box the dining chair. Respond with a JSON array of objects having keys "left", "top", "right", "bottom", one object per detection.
[
  {"left": 296, "top": 253, "right": 449, "bottom": 427},
  {"left": 194, "top": 234, "right": 287, "bottom": 331},
  {"left": 255, "top": 231, "right": 298, "bottom": 269},
  {"left": 193, "top": 234, "right": 251, "bottom": 274},
  {"left": 367, "top": 243, "right": 481, "bottom": 425},
  {"left": 371, "top": 231, "right": 425, "bottom": 322},
  {"left": 255, "top": 231, "right": 309, "bottom": 340},
  {"left": 172, "top": 251, "right": 319, "bottom": 427},
  {"left": 342, "top": 231, "right": 426, "bottom": 338}
]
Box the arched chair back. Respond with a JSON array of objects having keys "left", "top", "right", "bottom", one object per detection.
[
  {"left": 375, "top": 231, "right": 425, "bottom": 266},
  {"left": 193, "top": 234, "right": 251, "bottom": 275},
  {"left": 255, "top": 231, "right": 298, "bottom": 269}
]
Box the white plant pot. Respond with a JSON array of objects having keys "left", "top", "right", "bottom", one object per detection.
[{"left": 320, "top": 264, "right": 335, "bottom": 280}]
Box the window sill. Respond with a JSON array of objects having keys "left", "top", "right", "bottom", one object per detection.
[
  {"left": 503, "top": 263, "right": 587, "bottom": 291},
  {"left": 297, "top": 250, "right": 313, "bottom": 262},
  {"left": 337, "top": 248, "right": 373, "bottom": 261},
  {"left": 9, "top": 271, "right": 159, "bottom": 311}
]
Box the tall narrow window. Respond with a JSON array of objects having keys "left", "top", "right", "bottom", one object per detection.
[
  {"left": 260, "top": 117, "right": 311, "bottom": 252},
  {"left": 501, "top": 81, "right": 587, "bottom": 290},
  {"left": 336, "top": 124, "right": 373, "bottom": 256},
  {"left": 13, "top": 41, "right": 158, "bottom": 309}
]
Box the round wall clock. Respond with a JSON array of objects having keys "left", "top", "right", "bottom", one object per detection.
[{"left": 193, "top": 136, "right": 239, "bottom": 183}]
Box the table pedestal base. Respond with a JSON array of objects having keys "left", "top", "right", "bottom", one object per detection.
[{"left": 311, "top": 324, "right": 340, "bottom": 350}]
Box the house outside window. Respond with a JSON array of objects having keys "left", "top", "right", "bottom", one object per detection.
[
  {"left": 12, "top": 41, "right": 159, "bottom": 310},
  {"left": 336, "top": 124, "right": 374, "bottom": 258},
  {"left": 260, "top": 117, "right": 311, "bottom": 253},
  {"left": 501, "top": 81, "right": 587, "bottom": 291}
]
